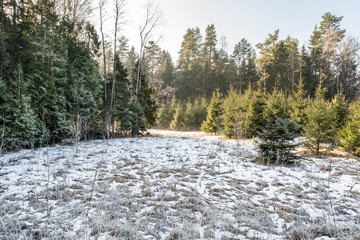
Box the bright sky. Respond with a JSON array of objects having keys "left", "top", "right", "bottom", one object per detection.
[{"left": 113, "top": 0, "right": 360, "bottom": 61}]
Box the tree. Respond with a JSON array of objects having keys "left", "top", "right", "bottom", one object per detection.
[
  {"left": 157, "top": 98, "right": 176, "bottom": 129},
  {"left": 232, "top": 38, "right": 254, "bottom": 92},
  {"left": 257, "top": 117, "right": 299, "bottom": 165},
  {"left": 170, "top": 102, "right": 186, "bottom": 130},
  {"left": 201, "top": 89, "right": 223, "bottom": 134},
  {"left": 339, "top": 100, "right": 360, "bottom": 155},
  {"left": 137, "top": 0, "right": 162, "bottom": 94},
  {"left": 331, "top": 88, "right": 349, "bottom": 130},
  {"left": 175, "top": 27, "right": 203, "bottom": 100},
  {"left": 290, "top": 75, "right": 308, "bottom": 130},
  {"left": 256, "top": 30, "right": 299, "bottom": 93},
  {"left": 202, "top": 24, "right": 217, "bottom": 98},
  {"left": 304, "top": 78, "right": 336, "bottom": 154},
  {"left": 263, "top": 89, "right": 290, "bottom": 122},
  {"left": 222, "top": 86, "right": 240, "bottom": 138}
]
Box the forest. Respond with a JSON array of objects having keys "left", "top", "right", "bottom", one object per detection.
[{"left": 1, "top": 0, "right": 360, "bottom": 155}]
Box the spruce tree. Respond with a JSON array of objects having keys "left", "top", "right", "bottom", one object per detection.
[
  {"left": 290, "top": 76, "right": 308, "bottom": 131},
  {"left": 222, "top": 87, "right": 240, "bottom": 138},
  {"left": 339, "top": 100, "right": 360, "bottom": 155},
  {"left": 304, "top": 78, "right": 335, "bottom": 154},
  {"left": 157, "top": 98, "right": 176, "bottom": 129},
  {"left": 248, "top": 91, "right": 266, "bottom": 137},
  {"left": 170, "top": 103, "right": 186, "bottom": 130},
  {"left": 257, "top": 116, "right": 299, "bottom": 164},
  {"left": 331, "top": 88, "right": 349, "bottom": 130},
  {"left": 263, "top": 89, "right": 290, "bottom": 122},
  {"left": 201, "top": 89, "right": 223, "bottom": 134}
]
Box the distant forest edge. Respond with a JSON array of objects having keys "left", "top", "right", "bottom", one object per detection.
[{"left": 1, "top": 1, "right": 360, "bottom": 154}]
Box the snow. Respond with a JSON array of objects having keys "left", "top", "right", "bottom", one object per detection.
[{"left": 0, "top": 130, "right": 359, "bottom": 239}]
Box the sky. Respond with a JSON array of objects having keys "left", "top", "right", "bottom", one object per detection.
[{"left": 110, "top": 0, "right": 360, "bottom": 61}]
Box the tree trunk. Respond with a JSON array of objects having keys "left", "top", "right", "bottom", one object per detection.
[{"left": 99, "top": 0, "right": 107, "bottom": 106}]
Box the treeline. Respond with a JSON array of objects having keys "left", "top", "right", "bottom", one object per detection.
[
  {"left": 200, "top": 80, "right": 360, "bottom": 155},
  {"left": 1, "top": 0, "right": 360, "bottom": 154},
  {"left": 0, "top": 0, "right": 156, "bottom": 152},
  {"left": 152, "top": 12, "right": 359, "bottom": 104},
  {"left": 157, "top": 98, "right": 208, "bottom": 131}
]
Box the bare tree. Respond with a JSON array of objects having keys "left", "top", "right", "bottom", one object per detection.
[
  {"left": 70, "top": 113, "right": 83, "bottom": 153},
  {"left": 110, "top": 0, "right": 126, "bottom": 110},
  {"left": 55, "top": 0, "right": 93, "bottom": 24},
  {"left": 0, "top": 113, "right": 8, "bottom": 154},
  {"left": 99, "top": 0, "right": 108, "bottom": 105},
  {"left": 136, "top": 0, "right": 162, "bottom": 94},
  {"left": 336, "top": 37, "right": 360, "bottom": 99}
]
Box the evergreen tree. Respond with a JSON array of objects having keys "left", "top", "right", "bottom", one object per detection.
[
  {"left": 112, "top": 57, "right": 132, "bottom": 135},
  {"left": 132, "top": 61, "right": 157, "bottom": 128},
  {"left": 188, "top": 97, "right": 208, "bottom": 130},
  {"left": 157, "top": 98, "right": 176, "bottom": 129},
  {"left": 290, "top": 75, "right": 308, "bottom": 130},
  {"left": 128, "top": 99, "right": 146, "bottom": 136},
  {"left": 248, "top": 91, "right": 266, "bottom": 137},
  {"left": 304, "top": 78, "right": 336, "bottom": 154},
  {"left": 331, "top": 88, "right": 349, "bottom": 130},
  {"left": 263, "top": 89, "right": 290, "bottom": 122},
  {"left": 339, "top": 100, "right": 360, "bottom": 155},
  {"left": 257, "top": 116, "right": 299, "bottom": 165},
  {"left": 222, "top": 87, "right": 240, "bottom": 138},
  {"left": 170, "top": 103, "right": 186, "bottom": 130},
  {"left": 201, "top": 89, "right": 223, "bottom": 134}
]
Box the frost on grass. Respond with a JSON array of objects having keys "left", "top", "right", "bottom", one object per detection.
[{"left": 0, "top": 130, "right": 359, "bottom": 239}]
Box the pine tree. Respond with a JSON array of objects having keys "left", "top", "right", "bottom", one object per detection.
[
  {"left": 201, "top": 89, "right": 223, "bottom": 134},
  {"left": 304, "top": 78, "right": 335, "bottom": 154},
  {"left": 257, "top": 116, "right": 299, "bottom": 165}
]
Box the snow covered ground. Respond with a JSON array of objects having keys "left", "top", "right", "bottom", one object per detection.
[{"left": 0, "top": 130, "right": 359, "bottom": 239}]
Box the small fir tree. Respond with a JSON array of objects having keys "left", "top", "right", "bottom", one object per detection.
[
  {"left": 331, "top": 88, "right": 349, "bottom": 130},
  {"left": 157, "top": 98, "right": 176, "bottom": 129},
  {"left": 290, "top": 76, "right": 308, "bottom": 131},
  {"left": 222, "top": 86, "right": 240, "bottom": 138},
  {"left": 201, "top": 89, "right": 223, "bottom": 134},
  {"left": 248, "top": 91, "right": 266, "bottom": 137},
  {"left": 257, "top": 117, "right": 299, "bottom": 165},
  {"left": 304, "top": 78, "right": 335, "bottom": 155},
  {"left": 263, "top": 89, "right": 290, "bottom": 122},
  {"left": 170, "top": 103, "right": 186, "bottom": 130},
  {"left": 339, "top": 100, "right": 360, "bottom": 155}
]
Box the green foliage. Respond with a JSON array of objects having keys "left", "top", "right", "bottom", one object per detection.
[
  {"left": 247, "top": 91, "right": 266, "bottom": 137},
  {"left": 222, "top": 87, "right": 240, "bottom": 138},
  {"left": 257, "top": 117, "right": 299, "bottom": 164},
  {"left": 303, "top": 79, "right": 336, "bottom": 154},
  {"left": 201, "top": 89, "right": 223, "bottom": 134},
  {"left": 290, "top": 76, "right": 308, "bottom": 130},
  {"left": 263, "top": 89, "right": 290, "bottom": 121},
  {"left": 170, "top": 103, "right": 186, "bottom": 130},
  {"left": 339, "top": 100, "right": 360, "bottom": 155},
  {"left": 332, "top": 89, "right": 349, "bottom": 130},
  {"left": 183, "top": 98, "right": 208, "bottom": 130},
  {"left": 128, "top": 99, "right": 146, "bottom": 136},
  {"left": 157, "top": 98, "right": 177, "bottom": 129}
]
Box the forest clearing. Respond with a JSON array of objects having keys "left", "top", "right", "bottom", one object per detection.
[{"left": 1, "top": 130, "right": 359, "bottom": 239}]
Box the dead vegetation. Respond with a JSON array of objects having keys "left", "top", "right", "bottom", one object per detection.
[{"left": 0, "top": 133, "right": 359, "bottom": 239}]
